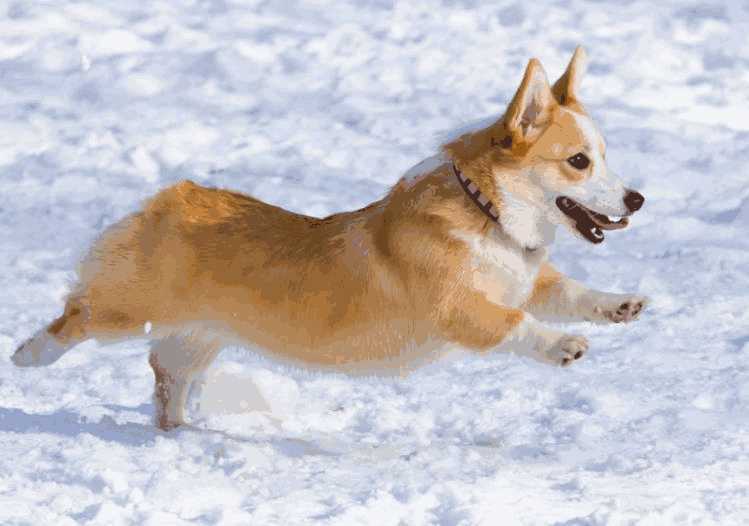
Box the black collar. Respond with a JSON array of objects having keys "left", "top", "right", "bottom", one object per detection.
[
  {"left": 450, "top": 163, "right": 541, "bottom": 254},
  {"left": 451, "top": 163, "right": 500, "bottom": 223}
]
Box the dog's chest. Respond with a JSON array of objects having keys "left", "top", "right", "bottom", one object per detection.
[{"left": 453, "top": 230, "right": 546, "bottom": 308}]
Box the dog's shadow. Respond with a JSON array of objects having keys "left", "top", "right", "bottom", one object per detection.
[
  {"left": 0, "top": 405, "right": 338, "bottom": 457},
  {"left": 0, "top": 406, "right": 158, "bottom": 446}
]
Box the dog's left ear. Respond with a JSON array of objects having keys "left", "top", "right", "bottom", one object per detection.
[
  {"left": 504, "top": 58, "right": 557, "bottom": 145},
  {"left": 552, "top": 46, "right": 588, "bottom": 105}
]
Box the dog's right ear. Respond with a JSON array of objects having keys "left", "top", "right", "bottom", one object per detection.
[
  {"left": 504, "top": 58, "right": 557, "bottom": 146},
  {"left": 552, "top": 46, "right": 588, "bottom": 105}
]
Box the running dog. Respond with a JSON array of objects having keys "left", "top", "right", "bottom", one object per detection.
[{"left": 13, "top": 47, "right": 647, "bottom": 430}]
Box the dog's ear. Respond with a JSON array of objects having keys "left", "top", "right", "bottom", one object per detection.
[
  {"left": 552, "top": 46, "right": 588, "bottom": 105},
  {"left": 504, "top": 58, "right": 556, "bottom": 145}
]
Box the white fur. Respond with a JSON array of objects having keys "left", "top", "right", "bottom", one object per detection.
[
  {"left": 438, "top": 115, "right": 497, "bottom": 146},
  {"left": 402, "top": 153, "right": 446, "bottom": 186},
  {"left": 497, "top": 313, "right": 587, "bottom": 366},
  {"left": 497, "top": 313, "right": 555, "bottom": 358},
  {"left": 499, "top": 189, "right": 557, "bottom": 250},
  {"left": 451, "top": 226, "right": 547, "bottom": 309},
  {"left": 561, "top": 110, "right": 628, "bottom": 216},
  {"left": 173, "top": 324, "right": 448, "bottom": 378},
  {"left": 12, "top": 331, "right": 70, "bottom": 367},
  {"left": 450, "top": 185, "right": 563, "bottom": 309}
]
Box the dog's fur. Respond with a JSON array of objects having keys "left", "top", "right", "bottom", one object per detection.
[{"left": 13, "top": 47, "right": 647, "bottom": 430}]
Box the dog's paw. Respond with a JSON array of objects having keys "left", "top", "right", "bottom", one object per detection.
[
  {"left": 547, "top": 334, "right": 588, "bottom": 367},
  {"left": 592, "top": 295, "right": 648, "bottom": 324}
]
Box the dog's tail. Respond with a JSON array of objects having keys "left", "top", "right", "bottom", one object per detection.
[
  {"left": 11, "top": 329, "right": 72, "bottom": 367},
  {"left": 11, "top": 302, "right": 86, "bottom": 367}
]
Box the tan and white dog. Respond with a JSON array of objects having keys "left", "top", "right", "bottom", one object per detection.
[{"left": 13, "top": 47, "right": 647, "bottom": 430}]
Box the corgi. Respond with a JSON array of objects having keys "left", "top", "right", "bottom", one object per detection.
[{"left": 12, "top": 47, "right": 647, "bottom": 430}]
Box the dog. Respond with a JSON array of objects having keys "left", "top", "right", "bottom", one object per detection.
[{"left": 12, "top": 47, "right": 647, "bottom": 430}]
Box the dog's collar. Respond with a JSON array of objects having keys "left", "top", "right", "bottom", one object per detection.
[
  {"left": 451, "top": 163, "right": 500, "bottom": 224},
  {"left": 451, "top": 163, "right": 543, "bottom": 253}
]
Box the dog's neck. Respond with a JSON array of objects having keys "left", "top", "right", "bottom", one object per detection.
[
  {"left": 451, "top": 163, "right": 555, "bottom": 253},
  {"left": 497, "top": 187, "right": 557, "bottom": 252},
  {"left": 451, "top": 163, "right": 500, "bottom": 223}
]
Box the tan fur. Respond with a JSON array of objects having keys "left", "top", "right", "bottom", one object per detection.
[
  {"left": 61, "top": 168, "right": 523, "bottom": 364},
  {"left": 526, "top": 263, "right": 564, "bottom": 308},
  {"left": 13, "top": 47, "right": 647, "bottom": 429}
]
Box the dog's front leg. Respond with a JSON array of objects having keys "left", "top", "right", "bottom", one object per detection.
[
  {"left": 524, "top": 263, "right": 648, "bottom": 324},
  {"left": 437, "top": 292, "right": 588, "bottom": 367},
  {"left": 499, "top": 313, "right": 590, "bottom": 366}
]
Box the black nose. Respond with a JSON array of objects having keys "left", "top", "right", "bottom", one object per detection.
[{"left": 624, "top": 190, "right": 644, "bottom": 212}]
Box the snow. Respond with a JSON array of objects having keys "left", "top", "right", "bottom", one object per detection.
[{"left": 2, "top": 1, "right": 749, "bottom": 524}]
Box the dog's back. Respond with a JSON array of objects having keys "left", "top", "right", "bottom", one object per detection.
[{"left": 14, "top": 180, "right": 429, "bottom": 367}]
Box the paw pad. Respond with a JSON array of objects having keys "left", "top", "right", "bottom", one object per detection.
[
  {"left": 604, "top": 298, "right": 647, "bottom": 323},
  {"left": 555, "top": 335, "right": 589, "bottom": 367}
]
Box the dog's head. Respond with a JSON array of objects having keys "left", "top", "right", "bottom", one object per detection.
[{"left": 444, "top": 47, "right": 644, "bottom": 244}]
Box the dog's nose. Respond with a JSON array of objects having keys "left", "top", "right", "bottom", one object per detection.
[{"left": 624, "top": 190, "right": 644, "bottom": 213}]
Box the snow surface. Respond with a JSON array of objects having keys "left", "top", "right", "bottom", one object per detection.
[{"left": 2, "top": 1, "right": 749, "bottom": 524}]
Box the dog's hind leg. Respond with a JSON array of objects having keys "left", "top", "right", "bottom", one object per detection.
[{"left": 148, "top": 333, "right": 222, "bottom": 431}]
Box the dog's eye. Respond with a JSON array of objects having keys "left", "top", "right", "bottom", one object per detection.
[{"left": 567, "top": 153, "right": 590, "bottom": 170}]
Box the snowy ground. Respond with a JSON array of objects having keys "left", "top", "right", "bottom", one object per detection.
[{"left": 2, "top": 1, "right": 749, "bottom": 524}]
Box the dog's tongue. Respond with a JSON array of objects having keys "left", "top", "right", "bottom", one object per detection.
[{"left": 586, "top": 209, "right": 629, "bottom": 230}]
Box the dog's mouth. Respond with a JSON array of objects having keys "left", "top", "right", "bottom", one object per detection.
[{"left": 555, "top": 196, "right": 629, "bottom": 244}]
